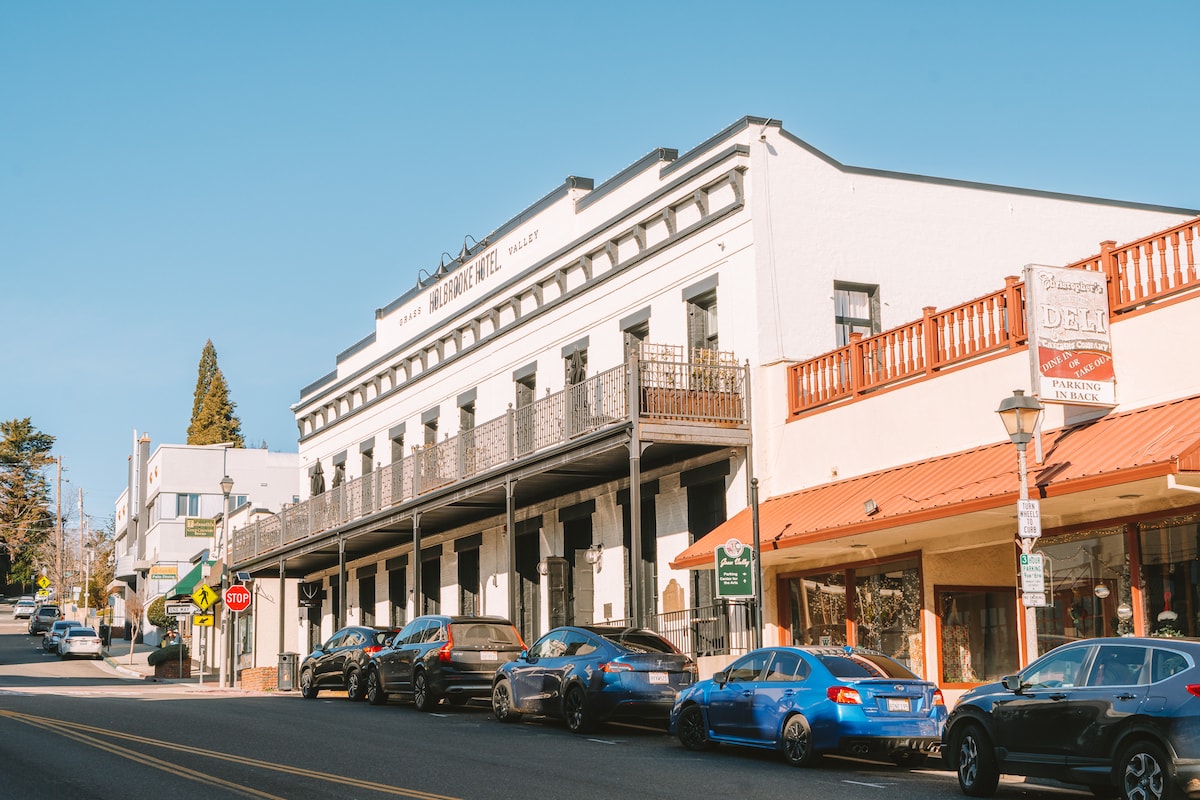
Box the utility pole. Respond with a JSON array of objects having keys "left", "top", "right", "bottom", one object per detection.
[{"left": 55, "top": 457, "right": 63, "bottom": 604}]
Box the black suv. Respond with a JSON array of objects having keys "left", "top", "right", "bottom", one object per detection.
[
  {"left": 27, "top": 604, "right": 63, "bottom": 635},
  {"left": 365, "top": 615, "right": 525, "bottom": 710},
  {"left": 943, "top": 636, "right": 1200, "bottom": 800},
  {"left": 299, "top": 625, "right": 398, "bottom": 701}
]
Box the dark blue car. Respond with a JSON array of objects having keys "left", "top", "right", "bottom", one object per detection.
[
  {"left": 670, "top": 645, "right": 945, "bottom": 767},
  {"left": 943, "top": 636, "right": 1200, "bottom": 800},
  {"left": 491, "top": 625, "right": 696, "bottom": 733}
]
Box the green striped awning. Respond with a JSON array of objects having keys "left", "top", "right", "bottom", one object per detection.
[{"left": 167, "top": 561, "right": 214, "bottom": 600}]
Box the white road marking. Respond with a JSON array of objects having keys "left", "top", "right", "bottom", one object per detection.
[{"left": 842, "top": 780, "right": 891, "bottom": 788}]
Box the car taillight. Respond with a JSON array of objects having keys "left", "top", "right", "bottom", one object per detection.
[
  {"left": 363, "top": 645, "right": 383, "bottom": 655},
  {"left": 933, "top": 689, "right": 945, "bottom": 707},
  {"left": 438, "top": 628, "right": 456, "bottom": 663},
  {"left": 827, "top": 686, "right": 862, "bottom": 704},
  {"left": 1186, "top": 685, "right": 1200, "bottom": 697},
  {"left": 600, "top": 662, "right": 633, "bottom": 673}
]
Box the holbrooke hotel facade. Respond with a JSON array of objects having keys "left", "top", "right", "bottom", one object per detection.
[{"left": 225, "top": 116, "right": 1200, "bottom": 691}]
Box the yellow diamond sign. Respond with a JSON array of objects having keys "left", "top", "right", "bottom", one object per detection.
[
  {"left": 192, "top": 583, "right": 219, "bottom": 611},
  {"left": 192, "top": 614, "right": 215, "bottom": 627},
  {"left": 36, "top": 575, "right": 51, "bottom": 589}
]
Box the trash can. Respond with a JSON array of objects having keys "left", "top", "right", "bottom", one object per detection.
[{"left": 278, "top": 652, "right": 298, "bottom": 691}]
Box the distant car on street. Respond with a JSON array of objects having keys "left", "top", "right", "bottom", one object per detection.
[
  {"left": 43, "top": 619, "right": 79, "bottom": 651},
  {"left": 299, "top": 625, "right": 399, "bottom": 701},
  {"left": 943, "top": 636, "right": 1200, "bottom": 800},
  {"left": 12, "top": 598, "right": 37, "bottom": 619},
  {"left": 670, "top": 645, "right": 945, "bottom": 767},
  {"left": 57, "top": 626, "right": 103, "bottom": 659},
  {"left": 492, "top": 625, "right": 695, "bottom": 733},
  {"left": 365, "top": 615, "right": 525, "bottom": 710},
  {"left": 27, "top": 604, "right": 62, "bottom": 635}
]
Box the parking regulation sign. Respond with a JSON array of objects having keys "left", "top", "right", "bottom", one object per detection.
[
  {"left": 1018, "top": 499, "right": 1042, "bottom": 540},
  {"left": 1020, "top": 552, "right": 1045, "bottom": 594}
]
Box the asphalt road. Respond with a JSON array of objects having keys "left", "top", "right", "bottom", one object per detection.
[{"left": 0, "top": 613, "right": 1092, "bottom": 800}]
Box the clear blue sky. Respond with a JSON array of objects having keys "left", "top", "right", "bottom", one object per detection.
[{"left": 3, "top": 1, "right": 1197, "bottom": 530}]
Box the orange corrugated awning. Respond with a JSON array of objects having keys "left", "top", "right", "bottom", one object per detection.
[{"left": 670, "top": 394, "right": 1200, "bottom": 570}]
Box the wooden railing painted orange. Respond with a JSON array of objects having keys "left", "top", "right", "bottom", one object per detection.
[{"left": 789, "top": 215, "right": 1200, "bottom": 417}]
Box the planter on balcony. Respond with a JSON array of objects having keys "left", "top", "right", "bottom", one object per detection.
[{"left": 641, "top": 388, "right": 743, "bottom": 424}]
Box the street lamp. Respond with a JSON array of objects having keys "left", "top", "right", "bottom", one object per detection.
[
  {"left": 219, "top": 475, "right": 233, "bottom": 688},
  {"left": 996, "top": 389, "right": 1044, "bottom": 665}
]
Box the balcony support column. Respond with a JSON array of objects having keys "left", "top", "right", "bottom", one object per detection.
[
  {"left": 412, "top": 511, "right": 422, "bottom": 615},
  {"left": 278, "top": 558, "right": 286, "bottom": 657},
  {"left": 506, "top": 477, "right": 518, "bottom": 621},
  {"left": 337, "top": 536, "right": 346, "bottom": 630},
  {"left": 627, "top": 351, "right": 643, "bottom": 627}
]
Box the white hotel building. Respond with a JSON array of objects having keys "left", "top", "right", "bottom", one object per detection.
[{"left": 229, "top": 116, "right": 1197, "bottom": 684}]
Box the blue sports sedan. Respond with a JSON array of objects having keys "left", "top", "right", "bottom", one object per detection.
[
  {"left": 491, "top": 625, "right": 696, "bottom": 733},
  {"left": 670, "top": 645, "right": 946, "bottom": 767}
]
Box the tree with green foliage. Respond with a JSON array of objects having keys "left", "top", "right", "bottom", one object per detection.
[
  {"left": 0, "top": 419, "right": 56, "bottom": 590},
  {"left": 186, "top": 339, "right": 245, "bottom": 447}
]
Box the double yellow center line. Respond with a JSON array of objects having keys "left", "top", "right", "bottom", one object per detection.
[{"left": 0, "top": 710, "right": 461, "bottom": 800}]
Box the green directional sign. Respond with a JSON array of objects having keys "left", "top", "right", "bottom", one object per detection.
[{"left": 714, "top": 538, "right": 755, "bottom": 598}]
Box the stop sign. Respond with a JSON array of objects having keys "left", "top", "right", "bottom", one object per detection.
[{"left": 224, "top": 585, "right": 252, "bottom": 612}]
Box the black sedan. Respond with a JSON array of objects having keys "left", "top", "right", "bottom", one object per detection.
[
  {"left": 365, "top": 615, "right": 524, "bottom": 710},
  {"left": 943, "top": 636, "right": 1200, "bottom": 800},
  {"left": 491, "top": 625, "right": 695, "bottom": 734},
  {"left": 299, "top": 625, "right": 398, "bottom": 701}
]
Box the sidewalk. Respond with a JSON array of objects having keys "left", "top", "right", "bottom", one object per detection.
[{"left": 101, "top": 640, "right": 249, "bottom": 690}]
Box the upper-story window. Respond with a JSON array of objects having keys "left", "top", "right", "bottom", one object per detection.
[
  {"left": 834, "top": 282, "right": 880, "bottom": 347},
  {"left": 683, "top": 277, "right": 719, "bottom": 353}
]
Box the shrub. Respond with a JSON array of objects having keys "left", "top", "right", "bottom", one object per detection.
[{"left": 147, "top": 643, "right": 190, "bottom": 666}]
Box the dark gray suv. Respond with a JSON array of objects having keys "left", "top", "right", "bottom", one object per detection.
[
  {"left": 27, "top": 604, "right": 62, "bottom": 635},
  {"left": 365, "top": 615, "right": 525, "bottom": 710}
]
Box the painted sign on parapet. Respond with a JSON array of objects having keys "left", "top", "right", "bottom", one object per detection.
[{"left": 1025, "top": 264, "right": 1116, "bottom": 407}]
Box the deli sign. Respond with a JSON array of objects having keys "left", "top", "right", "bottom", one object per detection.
[{"left": 1025, "top": 264, "right": 1116, "bottom": 407}]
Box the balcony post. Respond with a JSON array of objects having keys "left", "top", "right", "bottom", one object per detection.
[
  {"left": 1002, "top": 276, "right": 1024, "bottom": 343},
  {"left": 506, "top": 404, "right": 515, "bottom": 461},
  {"left": 921, "top": 306, "right": 938, "bottom": 374},
  {"left": 505, "top": 477, "right": 517, "bottom": 622},
  {"left": 627, "top": 350, "right": 643, "bottom": 626},
  {"left": 1099, "top": 240, "right": 1120, "bottom": 312}
]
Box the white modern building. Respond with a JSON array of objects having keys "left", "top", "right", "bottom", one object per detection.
[
  {"left": 228, "top": 116, "right": 1196, "bottom": 682},
  {"left": 113, "top": 435, "right": 299, "bottom": 656}
]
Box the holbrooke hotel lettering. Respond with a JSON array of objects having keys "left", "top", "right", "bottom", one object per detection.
[{"left": 428, "top": 248, "right": 502, "bottom": 313}]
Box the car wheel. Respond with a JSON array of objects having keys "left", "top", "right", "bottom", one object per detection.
[
  {"left": 413, "top": 670, "right": 439, "bottom": 711},
  {"left": 781, "top": 714, "right": 818, "bottom": 767},
  {"left": 366, "top": 669, "right": 388, "bottom": 705},
  {"left": 954, "top": 723, "right": 1000, "bottom": 797},
  {"left": 676, "top": 705, "right": 714, "bottom": 751},
  {"left": 564, "top": 685, "right": 595, "bottom": 734},
  {"left": 299, "top": 669, "right": 319, "bottom": 699},
  {"left": 1118, "top": 740, "right": 1176, "bottom": 800},
  {"left": 492, "top": 679, "right": 522, "bottom": 723},
  {"left": 346, "top": 668, "right": 365, "bottom": 701}
]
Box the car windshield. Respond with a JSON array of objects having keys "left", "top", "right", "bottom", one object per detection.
[
  {"left": 450, "top": 623, "right": 521, "bottom": 646},
  {"left": 817, "top": 653, "right": 917, "bottom": 679},
  {"left": 597, "top": 630, "right": 679, "bottom": 654}
]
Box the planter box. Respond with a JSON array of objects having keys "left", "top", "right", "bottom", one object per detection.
[
  {"left": 153, "top": 659, "right": 192, "bottom": 679},
  {"left": 641, "top": 388, "right": 743, "bottom": 424}
]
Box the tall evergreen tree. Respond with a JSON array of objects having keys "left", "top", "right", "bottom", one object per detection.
[
  {"left": 0, "top": 419, "right": 56, "bottom": 590},
  {"left": 187, "top": 341, "right": 245, "bottom": 447}
]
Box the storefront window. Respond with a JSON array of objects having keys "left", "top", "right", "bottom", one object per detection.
[
  {"left": 788, "top": 571, "right": 846, "bottom": 646},
  {"left": 855, "top": 558, "right": 921, "bottom": 673},
  {"left": 1139, "top": 519, "right": 1199, "bottom": 638},
  {"left": 1034, "top": 527, "right": 1131, "bottom": 646},
  {"left": 938, "top": 588, "right": 1018, "bottom": 684}
]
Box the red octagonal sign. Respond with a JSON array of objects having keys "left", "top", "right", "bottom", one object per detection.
[{"left": 224, "top": 585, "right": 252, "bottom": 612}]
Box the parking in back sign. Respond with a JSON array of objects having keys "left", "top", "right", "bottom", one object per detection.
[{"left": 715, "top": 538, "right": 755, "bottom": 598}]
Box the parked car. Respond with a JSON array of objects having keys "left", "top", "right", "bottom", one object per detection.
[
  {"left": 299, "top": 625, "right": 398, "bottom": 700},
  {"left": 491, "top": 625, "right": 695, "bottom": 733},
  {"left": 27, "top": 604, "right": 62, "bottom": 635},
  {"left": 57, "top": 626, "right": 103, "bottom": 659},
  {"left": 365, "top": 615, "right": 525, "bottom": 710},
  {"left": 12, "top": 598, "right": 37, "bottom": 619},
  {"left": 670, "top": 645, "right": 945, "bottom": 767},
  {"left": 43, "top": 619, "right": 79, "bottom": 651},
  {"left": 943, "top": 636, "right": 1200, "bottom": 800}
]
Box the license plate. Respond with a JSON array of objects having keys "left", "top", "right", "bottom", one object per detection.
[
  {"left": 480, "top": 651, "right": 498, "bottom": 662},
  {"left": 886, "top": 697, "right": 910, "bottom": 712},
  {"left": 648, "top": 671, "right": 668, "bottom": 684}
]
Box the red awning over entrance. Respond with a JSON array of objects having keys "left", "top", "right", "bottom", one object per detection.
[{"left": 671, "top": 395, "right": 1200, "bottom": 570}]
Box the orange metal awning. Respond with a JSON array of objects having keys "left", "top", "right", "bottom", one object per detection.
[{"left": 671, "top": 394, "right": 1200, "bottom": 570}]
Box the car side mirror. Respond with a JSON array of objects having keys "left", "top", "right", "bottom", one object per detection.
[
  {"left": 712, "top": 670, "right": 728, "bottom": 687},
  {"left": 519, "top": 649, "right": 530, "bottom": 661},
  {"left": 1001, "top": 674, "right": 1024, "bottom": 693}
]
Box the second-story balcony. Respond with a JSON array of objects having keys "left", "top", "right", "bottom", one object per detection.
[{"left": 234, "top": 344, "right": 749, "bottom": 571}]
